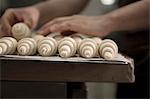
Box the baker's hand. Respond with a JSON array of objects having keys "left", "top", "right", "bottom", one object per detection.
[
  {"left": 0, "top": 7, "right": 40, "bottom": 37},
  {"left": 38, "top": 15, "right": 112, "bottom": 37}
]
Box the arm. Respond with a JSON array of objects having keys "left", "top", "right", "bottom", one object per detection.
[
  {"left": 33, "top": 0, "right": 89, "bottom": 25},
  {"left": 106, "top": 0, "right": 149, "bottom": 32},
  {"left": 38, "top": 0, "right": 149, "bottom": 36},
  {"left": 0, "top": 0, "right": 89, "bottom": 37}
]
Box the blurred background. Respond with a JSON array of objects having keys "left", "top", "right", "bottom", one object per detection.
[
  {"left": 0, "top": 0, "right": 118, "bottom": 17},
  {"left": 0, "top": 0, "right": 119, "bottom": 98}
]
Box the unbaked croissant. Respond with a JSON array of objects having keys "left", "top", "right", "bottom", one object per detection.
[
  {"left": 17, "top": 38, "right": 37, "bottom": 55},
  {"left": 92, "top": 37, "right": 102, "bottom": 46},
  {"left": 71, "top": 33, "right": 89, "bottom": 39},
  {"left": 0, "top": 37, "right": 17, "bottom": 55},
  {"left": 70, "top": 33, "right": 88, "bottom": 49},
  {"left": 99, "top": 39, "right": 118, "bottom": 60},
  {"left": 38, "top": 37, "right": 57, "bottom": 56},
  {"left": 32, "top": 34, "right": 44, "bottom": 43},
  {"left": 79, "top": 38, "right": 98, "bottom": 58},
  {"left": 47, "top": 32, "right": 63, "bottom": 42},
  {"left": 11, "top": 23, "right": 31, "bottom": 40},
  {"left": 58, "top": 37, "right": 77, "bottom": 58}
]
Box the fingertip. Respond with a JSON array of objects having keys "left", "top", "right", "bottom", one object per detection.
[
  {"left": 37, "top": 29, "right": 49, "bottom": 36},
  {"left": 37, "top": 30, "right": 44, "bottom": 35}
]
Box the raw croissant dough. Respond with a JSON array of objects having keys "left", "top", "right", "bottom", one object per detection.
[
  {"left": 12, "top": 23, "right": 31, "bottom": 40},
  {"left": 58, "top": 37, "right": 77, "bottom": 58},
  {"left": 70, "top": 33, "right": 88, "bottom": 49},
  {"left": 47, "top": 32, "right": 63, "bottom": 42},
  {"left": 92, "top": 37, "right": 102, "bottom": 46},
  {"left": 38, "top": 37, "right": 57, "bottom": 56},
  {"left": 17, "top": 38, "right": 37, "bottom": 55},
  {"left": 0, "top": 37, "right": 17, "bottom": 55},
  {"left": 79, "top": 38, "right": 98, "bottom": 58},
  {"left": 0, "top": 27, "right": 119, "bottom": 60},
  {"left": 32, "top": 34, "right": 44, "bottom": 43},
  {"left": 99, "top": 39, "right": 118, "bottom": 60}
]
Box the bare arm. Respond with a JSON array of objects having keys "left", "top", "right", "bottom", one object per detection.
[
  {"left": 33, "top": 0, "right": 89, "bottom": 25},
  {"left": 0, "top": 0, "right": 89, "bottom": 37},
  {"left": 39, "top": 0, "right": 149, "bottom": 36},
  {"left": 106, "top": 0, "right": 149, "bottom": 32}
]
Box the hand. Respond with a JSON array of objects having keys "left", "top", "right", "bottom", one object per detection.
[
  {"left": 38, "top": 15, "right": 112, "bottom": 37},
  {"left": 0, "top": 7, "right": 40, "bottom": 37}
]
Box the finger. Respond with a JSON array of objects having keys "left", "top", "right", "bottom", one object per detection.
[
  {"left": 23, "top": 14, "right": 33, "bottom": 29},
  {"left": 49, "top": 16, "right": 73, "bottom": 26},
  {"left": 38, "top": 22, "right": 51, "bottom": 32},
  {"left": 37, "top": 22, "right": 51, "bottom": 35},
  {"left": 50, "top": 21, "right": 77, "bottom": 32},
  {"left": 37, "top": 27, "right": 51, "bottom": 36},
  {"left": 1, "top": 9, "right": 18, "bottom": 36},
  {"left": 38, "top": 16, "right": 73, "bottom": 32},
  {"left": 38, "top": 23, "right": 64, "bottom": 35},
  {"left": 38, "top": 16, "right": 81, "bottom": 36},
  {"left": 13, "top": 11, "right": 23, "bottom": 22},
  {"left": 50, "top": 21, "right": 88, "bottom": 36},
  {"left": 31, "top": 16, "right": 38, "bottom": 29},
  {"left": 39, "top": 16, "right": 74, "bottom": 32},
  {"left": 49, "top": 24, "right": 75, "bottom": 36}
]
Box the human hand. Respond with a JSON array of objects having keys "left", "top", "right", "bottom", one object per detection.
[
  {"left": 0, "top": 7, "right": 40, "bottom": 37},
  {"left": 38, "top": 15, "right": 112, "bottom": 37}
]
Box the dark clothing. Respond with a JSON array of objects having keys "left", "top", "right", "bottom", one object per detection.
[
  {"left": 115, "top": 0, "right": 149, "bottom": 98},
  {"left": 118, "top": 0, "right": 140, "bottom": 7},
  {"left": 114, "top": 31, "right": 149, "bottom": 98}
]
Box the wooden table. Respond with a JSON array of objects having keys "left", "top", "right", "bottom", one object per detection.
[{"left": 0, "top": 55, "right": 135, "bottom": 98}]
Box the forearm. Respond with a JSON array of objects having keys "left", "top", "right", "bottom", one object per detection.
[
  {"left": 33, "top": 0, "right": 89, "bottom": 25},
  {"left": 105, "top": 0, "right": 149, "bottom": 33}
]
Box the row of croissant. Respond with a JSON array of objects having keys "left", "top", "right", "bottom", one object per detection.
[{"left": 0, "top": 22, "right": 118, "bottom": 60}]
